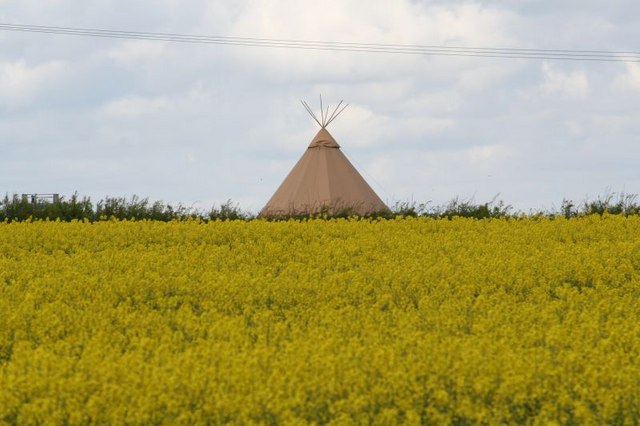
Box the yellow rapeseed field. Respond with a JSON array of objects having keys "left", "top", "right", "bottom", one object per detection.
[{"left": 1, "top": 216, "right": 639, "bottom": 424}]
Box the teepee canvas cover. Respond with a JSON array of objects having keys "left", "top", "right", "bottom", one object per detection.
[{"left": 260, "top": 101, "right": 387, "bottom": 217}]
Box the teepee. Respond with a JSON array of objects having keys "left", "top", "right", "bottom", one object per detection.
[{"left": 260, "top": 99, "right": 388, "bottom": 217}]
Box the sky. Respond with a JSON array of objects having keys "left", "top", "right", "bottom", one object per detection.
[{"left": 1, "top": 0, "right": 639, "bottom": 213}]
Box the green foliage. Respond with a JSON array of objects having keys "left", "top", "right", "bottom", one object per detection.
[
  {"left": 207, "top": 200, "right": 248, "bottom": 221},
  {"left": 384, "top": 196, "right": 512, "bottom": 220},
  {"left": 389, "top": 201, "right": 431, "bottom": 218},
  {"left": 96, "top": 196, "right": 195, "bottom": 221},
  {"left": 0, "top": 193, "right": 93, "bottom": 222},
  {"left": 557, "top": 192, "right": 640, "bottom": 219},
  {"left": 583, "top": 192, "right": 640, "bottom": 216},
  {"left": 429, "top": 196, "right": 513, "bottom": 219},
  {"left": 0, "top": 194, "right": 199, "bottom": 223},
  {"left": 2, "top": 192, "right": 640, "bottom": 222}
]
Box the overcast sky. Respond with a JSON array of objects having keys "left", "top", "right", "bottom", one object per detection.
[{"left": 1, "top": 1, "right": 639, "bottom": 213}]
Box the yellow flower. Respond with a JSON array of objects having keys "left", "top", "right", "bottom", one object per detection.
[{"left": 0, "top": 216, "right": 638, "bottom": 423}]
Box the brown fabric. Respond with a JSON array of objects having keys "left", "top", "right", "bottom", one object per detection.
[
  {"left": 260, "top": 128, "right": 388, "bottom": 217},
  {"left": 308, "top": 127, "right": 340, "bottom": 148}
]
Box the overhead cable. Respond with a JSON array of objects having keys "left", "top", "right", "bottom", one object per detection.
[{"left": 1, "top": 23, "right": 639, "bottom": 62}]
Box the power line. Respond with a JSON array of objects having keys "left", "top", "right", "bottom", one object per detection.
[{"left": 1, "top": 23, "right": 639, "bottom": 62}]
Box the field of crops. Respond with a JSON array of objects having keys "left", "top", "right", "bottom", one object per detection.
[{"left": 1, "top": 216, "right": 639, "bottom": 424}]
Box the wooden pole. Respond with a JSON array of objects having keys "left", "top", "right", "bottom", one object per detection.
[{"left": 300, "top": 100, "right": 322, "bottom": 127}]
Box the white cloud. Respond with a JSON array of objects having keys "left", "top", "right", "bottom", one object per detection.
[
  {"left": 466, "top": 144, "right": 512, "bottom": 166},
  {"left": 395, "top": 91, "right": 461, "bottom": 115},
  {"left": 101, "top": 96, "right": 171, "bottom": 117},
  {"left": 108, "top": 41, "right": 167, "bottom": 64},
  {"left": 457, "top": 62, "right": 523, "bottom": 92},
  {"left": 1, "top": 0, "right": 640, "bottom": 211},
  {"left": 565, "top": 120, "right": 584, "bottom": 137},
  {"left": 540, "top": 62, "right": 589, "bottom": 99},
  {"left": 612, "top": 62, "right": 640, "bottom": 92},
  {"left": 225, "top": 0, "right": 515, "bottom": 80},
  {"left": 367, "top": 156, "right": 394, "bottom": 182},
  {"left": 329, "top": 104, "right": 454, "bottom": 149},
  {"left": 0, "top": 60, "right": 68, "bottom": 109}
]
